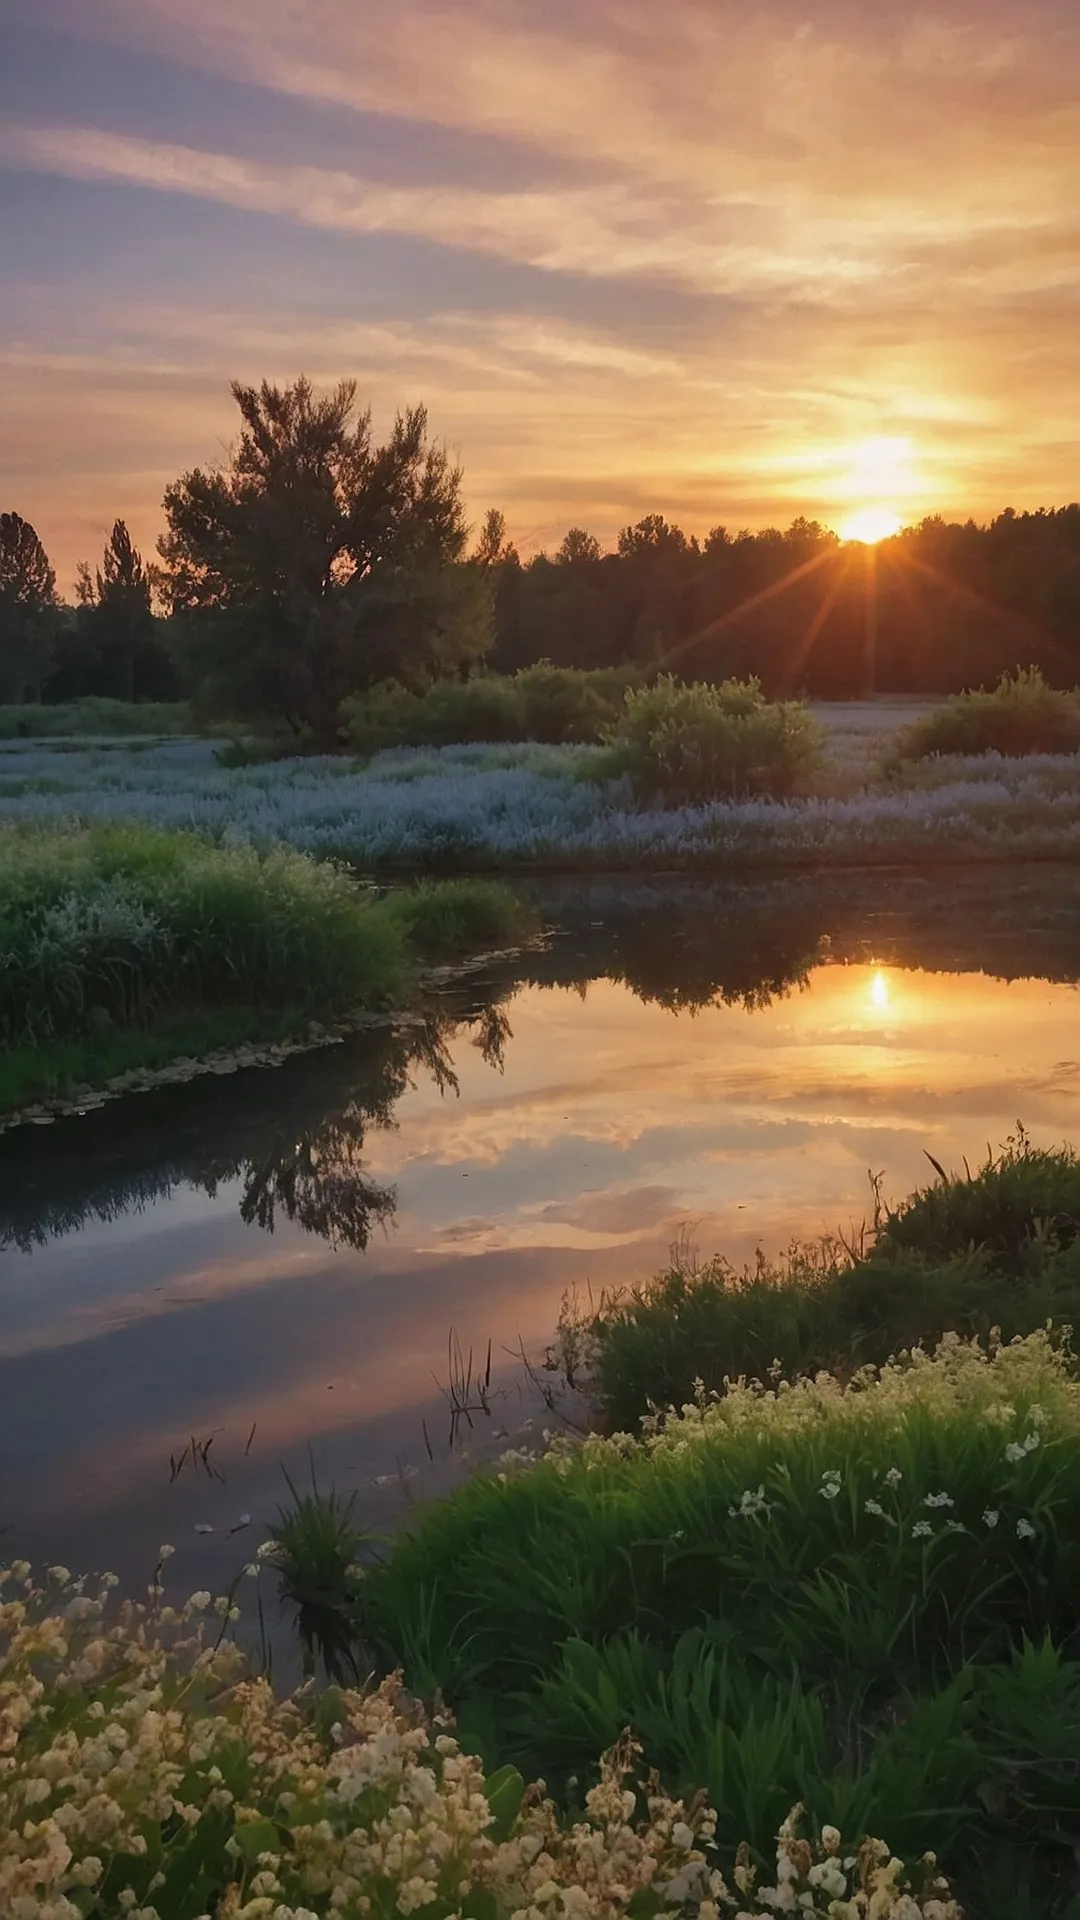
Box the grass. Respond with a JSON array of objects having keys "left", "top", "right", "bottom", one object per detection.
[
  {"left": 261, "top": 1137, "right": 1080, "bottom": 1915},
  {"left": 0, "top": 1004, "right": 310, "bottom": 1113},
  {"left": 0, "top": 821, "right": 531, "bottom": 1112},
  {"left": 890, "top": 667, "right": 1080, "bottom": 763},
  {"left": 580, "top": 1131, "right": 1080, "bottom": 1430},
  {"left": 0, "top": 697, "right": 194, "bottom": 738},
  {"left": 349, "top": 1325, "right": 1080, "bottom": 1915}
]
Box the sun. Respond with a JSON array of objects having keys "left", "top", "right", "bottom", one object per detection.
[{"left": 840, "top": 506, "right": 903, "bottom": 545}]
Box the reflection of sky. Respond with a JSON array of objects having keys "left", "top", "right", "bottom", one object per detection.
[{"left": 2, "top": 960, "right": 1079, "bottom": 1585}]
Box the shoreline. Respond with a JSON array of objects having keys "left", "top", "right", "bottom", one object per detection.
[{"left": 0, "top": 941, "right": 538, "bottom": 1137}]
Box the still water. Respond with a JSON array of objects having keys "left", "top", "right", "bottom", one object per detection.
[{"left": 3, "top": 867, "right": 1080, "bottom": 1595}]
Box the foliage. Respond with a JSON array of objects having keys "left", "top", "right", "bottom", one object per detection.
[
  {"left": 159, "top": 377, "right": 492, "bottom": 744},
  {"left": 0, "top": 821, "right": 529, "bottom": 1075},
  {"left": 343, "top": 666, "right": 635, "bottom": 754},
  {"left": 0, "top": 1561, "right": 955, "bottom": 1920},
  {"left": 356, "top": 1329, "right": 1080, "bottom": 1914},
  {"left": 891, "top": 668, "right": 1080, "bottom": 762},
  {"left": 582, "top": 1134, "right": 1080, "bottom": 1429},
  {"left": 593, "top": 677, "right": 823, "bottom": 803},
  {"left": 0, "top": 510, "right": 59, "bottom": 703},
  {"left": 491, "top": 505, "right": 1080, "bottom": 699},
  {"left": 0, "top": 699, "right": 193, "bottom": 739},
  {"left": 48, "top": 521, "right": 181, "bottom": 705},
  {"left": 382, "top": 877, "right": 531, "bottom": 957}
]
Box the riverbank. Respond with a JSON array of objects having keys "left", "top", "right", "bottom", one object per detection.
[{"left": 0, "top": 820, "right": 533, "bottom": 1117}]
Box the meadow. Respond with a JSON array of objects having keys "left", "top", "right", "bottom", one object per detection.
[{"left": 6, "top": 697, "right": 1080, "bottom": 873}]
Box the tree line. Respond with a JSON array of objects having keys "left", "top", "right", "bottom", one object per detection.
[{"left": 3, "top": 374, "right": 1079, "bottom": 733}]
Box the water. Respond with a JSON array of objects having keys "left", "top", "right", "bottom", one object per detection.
[{"left": 3, "top": 866, "right": 1080, "bottom": 1600}]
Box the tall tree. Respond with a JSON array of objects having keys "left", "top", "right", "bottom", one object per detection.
[
  {"left": 72, "top": 520, "right": 163, "bottom": 701},
  {"left": 159, "top": 377, "right": 492, "bottom": 741},
  {"left": 0, "top": 511, "right": 58, "bottom": 703}
]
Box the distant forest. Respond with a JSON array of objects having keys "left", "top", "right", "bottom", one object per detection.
[
  {"left": 2, "top": 378, "right": 1079, "bottom": 713},
  {"left": 487, "top": 507, "right": 1080, "bottom": 696}
]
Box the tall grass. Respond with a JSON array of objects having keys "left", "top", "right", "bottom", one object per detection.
[
  {"left": 0, "top": 822, "right": 530, "bottom": 1103},
  {"left": 584, "top": 1133, "right": 1080, "bottom": 1429},
  {"left": 891, "top": 667, "right": 1080, "bottom": 761},
  {"left": 592, "top": 676, "right": 823, "bottom": 802},
  {"left": 356, "top": 1328, "right": 1080, "bottom": 1914}
]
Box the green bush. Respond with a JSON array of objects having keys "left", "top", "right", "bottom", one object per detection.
[
  {"left": 0, "top": 697, "right": 193, "bottom": 738},
  {"left": 586, "top": 1134, "right": 1080, "bottom": 1429},
  {"left": 357, "top": 1330, "right": 1080, "bottom": 1915},
  {"left": 342, "top": 667, "right": 634, "bottom": 754},
  {"left": 383, "top": 877, "right": 530, "bottom": 957},
  {"left": 0, "top": 825, "right": 530, "bottom": 1104},
  {"left": 892, "top": 668, "right": 1080, "bottom": 761},
  {"left": 594, "top": 676, "right": 823, "bottom": 802}
]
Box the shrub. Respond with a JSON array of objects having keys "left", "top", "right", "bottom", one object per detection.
[
  {"left": 357, "top": 1330, "right": 1080, "bottom": 1914},
  {"left": 891, "top": 668, "right": 1080, "bottom": 762},
  {"left": 0, "top": 698, "right": 193, "bottom": 739},
  {"left": 383, "top": 877, "right": 531, "bottom": 957},
  {"left": 343, "top": 668, "right": 634, "bottom": 755},
  {"left": 0, "top": 1562, "right": 955, "bottom": 1920},
  {"left": 594, "top": 677, "right": 823, "bottom": 802}
]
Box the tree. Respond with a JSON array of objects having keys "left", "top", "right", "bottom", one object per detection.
[
  {"left": 556, "top": 527, "right": 602, "bottom": 566},
  {"left": 158, "top": 377, "right": 491, "bottom": 741},
  {"left": 472, "top": 507, "right": 518, "bottom": 570},
  {"left": 0, "top": 511, "right": 58, "bottom": 703},
  {"left": 617, "top": 515, "right": 691, "bottom": 560},
  {"left": 69, "top": 520, "right": 170, "bottom": 702}
]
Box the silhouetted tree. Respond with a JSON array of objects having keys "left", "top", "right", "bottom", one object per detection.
[
  {"left": 159, "top": 377, "right": 492, "bottom": 742},
  {"left": 472, "top": 507, "right": 519, "bottom": 570},
  {"left": 0, "top": 511, "right": 58, "bottom": 703},
  {"left": 58, "top": 519, "right": 180, "bottom": 703},
  {"left": 556, "top": 527, "right": 603, "bottom": 565}
]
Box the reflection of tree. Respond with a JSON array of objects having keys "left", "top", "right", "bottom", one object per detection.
[
  {"left": 9, "top": 865, "right": 1080, "bottom": 1255},
  {"left": 0, "top": 1000, "right": 511, "bottom": 1255},
  {"left": 510, "top": 882, "right": 826, "bottom": 1015}
]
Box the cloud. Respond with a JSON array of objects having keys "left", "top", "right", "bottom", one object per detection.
[{"left": 3, "top": 0, "right": 1079, "bottom": 580}]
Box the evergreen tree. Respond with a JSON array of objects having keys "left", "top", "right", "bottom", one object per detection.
[{"left": 0, "top": 511, "right": 58, "bottom": 703}]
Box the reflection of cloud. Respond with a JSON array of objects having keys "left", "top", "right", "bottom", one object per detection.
[{"left": 537, "top": 1184, "right": 686, "bottom": 1236}]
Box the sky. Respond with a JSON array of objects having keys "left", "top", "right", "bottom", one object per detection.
[{"left": 2, "top": 0, "right": 1079, "bottom": 591}]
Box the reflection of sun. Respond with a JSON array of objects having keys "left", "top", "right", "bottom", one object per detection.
[
  {"left": 869, "top": 969, "right": 891, "bottom": 1012},
  {"left": 841, "top": 506, "right": 902, "bottom": 545}
]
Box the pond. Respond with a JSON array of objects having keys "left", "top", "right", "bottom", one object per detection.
[{"left": 3, "top": 864, "right": 1080, "bottom": 1600}]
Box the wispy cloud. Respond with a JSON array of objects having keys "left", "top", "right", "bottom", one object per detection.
[{"left": 3, "top": 0, "right": 1079, "bottom": 579}]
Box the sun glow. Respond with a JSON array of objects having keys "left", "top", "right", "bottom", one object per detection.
[
  {"left": 841, "top": 506, "right": 903, "bottom": 545},
  {"left": 869, "top": 968, "right": 891, "bottom": 1011}
]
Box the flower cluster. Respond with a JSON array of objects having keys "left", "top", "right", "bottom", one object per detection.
[
  {"left": 6, "top": 733, "right": 1080, "bottom": 873},
  {"left": 0, "top": 1564, "right": 957, "bottom": 1920}
]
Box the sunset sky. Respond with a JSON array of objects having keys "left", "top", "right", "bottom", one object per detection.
[{"left": 3, "top": 0, "right": 1079, "bottom": 589}]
